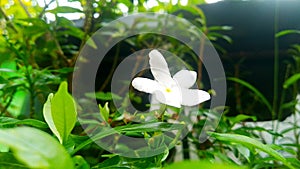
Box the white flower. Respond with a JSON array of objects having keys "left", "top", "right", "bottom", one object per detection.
[{"left": 132, "top": 49, "right": 211, "bottom": 108}]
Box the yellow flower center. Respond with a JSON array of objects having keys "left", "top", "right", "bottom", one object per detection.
[{"left": 165, "top": 87, "right": 172, "bottom": 93}]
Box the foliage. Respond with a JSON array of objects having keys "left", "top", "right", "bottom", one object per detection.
[
  {"left": 43, "top": 81, "right": 77, "bottom": 144},
  {"left": 164, "top": 160, "right": 246, "bottom": 169},
  {"left": 0, "top": 127, "right": 74, "bottom": 169}
]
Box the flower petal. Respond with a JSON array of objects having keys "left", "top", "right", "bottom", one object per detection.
[
  {"left": 132, "top": 77, "right": 160, "bottom": 93},
  {"left": 149, "top": 50, "right": 174, "bottom": 85},
  {"left": 149, "top": 95, "right": 161, "bottom": 111},
  {"left": 181, "top": 88, "right": 210, "bottom": 106},
  {"left": 173, "top": 70, "right": 197, "bottom": 88},
  {"left": 153, "top": 87, "right": 181, "bottom": 108}
]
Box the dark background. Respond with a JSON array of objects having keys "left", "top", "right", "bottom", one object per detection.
[{"left": 199, "top": 0, "right": 300, "bottom": 120}]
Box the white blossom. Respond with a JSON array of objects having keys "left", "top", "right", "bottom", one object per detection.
[{"left": 132, "top": 50, "right": 210, "bottom": 108}]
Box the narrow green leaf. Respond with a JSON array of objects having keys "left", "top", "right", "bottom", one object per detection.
[
  {"left": 116, "top": 122, "right": 184, "bottom": 133},
  {"left": 208, "top": 26, "right": 232, "bottom": 31},
  {"left": 276, "top": 29, "right": 300, "bottom": 38},
  {"left": 46, "top": 6, "right": 82, "bottom": 14},
  {"left": 43, "top": 81, "right": 77, "bottom": 144},
  {"left": 208, "top": 32, "right": 232, "bottom": 44},
  {"left": 71, "top": 122, "right": 184, "bottom": 155},
  {"left": 43, "top": 93, "right": 61, "bottom": 142},
  {"left": 0, "top": 117, "right": 48, "bottom": 128},
  {"left": 85, "top": 92, "right": 122, "bottom": 101},
  {"left": 283, "top": 73, "right": 300, "bottom": 89},
  {"left": 71, "top": 128, "right": 117, "bottom": 156},
  {"left": 16, "top": 119, "right": 48, "bottom": 128},
  {"left": 180, "top": 6, "right": 206, "bottom": 22},
  {"left": 236, "top": 145, "right": 250, "bottom": 162},
  {"left": 86, "top": 37, "right": 98, "bottom": 49},
  {"left": 237, "top": 126, "right": 282, "bottom": 137},
  {"left": 99, "top": 103, "right": 109, "bottom": 123},
  {"left": 287, "top": 158, "right": 300, "bottom": 168},
  {"left": 0, "top": 68, "right": 15, "bottom": 73},
  {"left": 227, "top": 114, "right": 257, "bottom": 125},
  {"left": 227, "top": 77, "right": 272, "bottom": 113},
  {"left": 210, "top": 132, "right": 295, "bottom": 169},
  {"left": 280, "top": 100, "right": 297, "bottom": 109},
  {"left": 0, "top": 127, "right": 74, "bottom": 169}
]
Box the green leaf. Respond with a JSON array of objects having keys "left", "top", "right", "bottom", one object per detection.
[
  {"left": 71, "top": 122, "right": 184, "bottom": 155},
  {"left": 0, "top": 68, "right": 16, "bottom": 73},
  {"left": 99, "top": 103, "right": 110, "bottom": 123},
  {"left": 62, "top": 27, "right": 85, "bottom": 39},
  {"left": 73, "top": 155, "right": 90, "bottom": 169},
  {"left": 283, "top": 73, "right": 300, "bottom": 89},
  {"left": 276, "top": 29, "right": 300, "bottom": 38},
  {"left": 70, "top": 128, "right": 117, "bottom": 156},
  {"left": 46, "top": 6, "right": 82, "bottom": 14},
  {"left": 0, "top": 117, "right": 48, "bottom": 128},
  {"left": 236, "top": 145, "right": 250, "bottom": 162},
  {"left": 85, "top": 92, "right": 122, "bottom": 101},
  {"left": 43, "top": 81, "right": 77, "bottom": 144},
  {"left": 239, "top": 126, "right": 282, "bottom": 137},
  {"left": 43, "top": 93, "right": 60, "bottom": 141},
  {"left": 209, "top": 132, "right": 295, "bottom": 169},
  {"left": 181, "top": 6, "right": 206, "bottom": 23},
  {"left": 86, "top": 37, "right": 98, "bottom": 49},
  {"left": 0, "top": 152, "right": 29, "bottom": 169},
  {"left": 15, "top": 18, "right": 49, "bottom": 35},
  {"left": 227, "top": 114, "right": 257, "bottom": 125},
  {"left": 0, "top": 127, "right": 74, "bottom": 169},
  {"left": 0, "top": 143, "right": 9, "bottom": 152},
  {"left": 227, "top": 77, "right": 272, "bottom": 113},
  {"left": 208, "top": 32, "right": 232, "bottom": 44},
  {"left": 287, "top": 158, "right": 300, "bottom": 169},
  {"left": 116, "top": 122, "right": 184, "bottom": 133},
  {"left": 164, "top": 160, "right": 245, "bottom": 169},
  {"left": 208, "top": 25, "right": 232, "bottom": 31},
  {"left": 92, "top": 156, "right": 124, "bottom": 169}
]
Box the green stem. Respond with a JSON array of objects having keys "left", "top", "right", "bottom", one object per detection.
[
  {"left": 25, "top": 67, "right": 35, "bottom": 118},
  {"left": 17, "top": 0, "right": 32, "bottom": 17},
  {"left": 0, "top": 7, "right": 18, "bottom": 33},
  {"left": 275, "top": 64, "right": 290, "bottom": 137},
  {"left": 0, "top": 90, "right": 16, "bottom": 117},
  {"left": 100, "top": 45, "right": 120, "bottom": 91},
  {"left": 182, "top": 135, "right": 190, "bottom": 159},
  {"left": 272, "top": 0, "right": 280, "bottom": 142},
  {"left": 38, "top": 0, "right": 55, "bottom": 18},
  {"left": 72, "top": 0, "right": 93, "bottom": 67},
  {"left": 293, "top": 110, "right": 300, "bottom": 159},
  {"left": 158, "top": 104, "right": 167, "bottom": 121}
]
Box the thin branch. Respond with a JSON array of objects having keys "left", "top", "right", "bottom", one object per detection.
[
  {"left": 17, "top": 0, "right": 32, "bottom": 18},
  {"left": 53, "top": 37, "right": 71, "bottom": 66},
  {"left": 0, "top": 7, "right": 18, "bottom": 33},
  {"left": 38, "top": 0, "right": 55, "bottom": 18},
  {"left": 50, "top": 0, "right": 71, "bottom": 67},
  {"left": 72, "top": 0, "right": 93, "bottom": 66},
  {"left": 100, "top": 45, "right": 120, "bottom": 91},
  {"left": 0, "top": 90, "right": 16, "bottom": 117}
]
